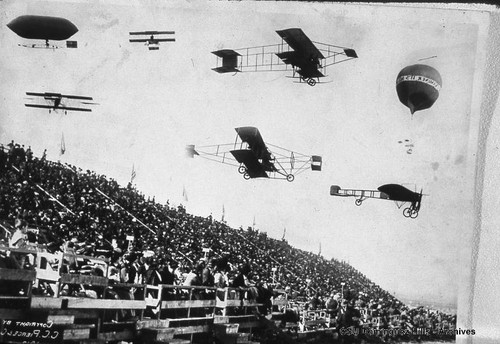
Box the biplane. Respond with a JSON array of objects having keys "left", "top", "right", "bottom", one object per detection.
[
  {"left": 212, "top": 28, "right": 358, "bottom": 86},
  {"left": 129, "top": 31, "right": 175, "bottom": 50},
  {"left": 187, "top": 127, "right": 322, "bottom": 182},
  {"left": 25, "top": 92, "right": 97, "bottom": 114},
  {"left": 7, "top": 15, "right": 78, "bottom": 49},
  {"left": 330, "top": 184, "right": 423, "bottom": 218}
]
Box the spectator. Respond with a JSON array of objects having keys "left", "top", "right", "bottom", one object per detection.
[
  {"left": 0, "top": 142, "right": 456, "bottom": 342},
  {"left": 202, "top": 259, "right": 215, "bottom": 287}
]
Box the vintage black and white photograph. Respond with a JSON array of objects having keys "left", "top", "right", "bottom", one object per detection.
[{"left": 0, "top": 1, "right": 498, "bottom": 344}]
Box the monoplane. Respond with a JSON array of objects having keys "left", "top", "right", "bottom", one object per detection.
[
  {"left": 25, "top": 92, "right": 97, "bottom": 114},
  {"left": 187, "top": 127, "right": 322, "bottom": 182},
  {"left": 7, "top": 15, "right": 78, "bottom": 49},
  {"left": 212, "top": 28, "right": 357, "bottom": 86},
  {"left": 330, "top": 184, "right": 423, "bottom": 218},
  {"left": 129, "top": 31, "right": 175, "bottom": 50}
]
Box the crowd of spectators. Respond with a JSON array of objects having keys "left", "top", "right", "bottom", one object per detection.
[{"left": 0, "top": 142, "right": 456, "bottom": 341}]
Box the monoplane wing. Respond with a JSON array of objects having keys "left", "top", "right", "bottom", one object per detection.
[{"left": 377, "top": 184, "right": 421, "bottom": 203}]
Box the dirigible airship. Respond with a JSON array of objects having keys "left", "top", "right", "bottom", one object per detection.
[{"left": 7, "top": 15, "right": 78, "bottom": 48}]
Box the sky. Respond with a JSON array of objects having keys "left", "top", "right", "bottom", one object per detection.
[{"left": 0, "top": 0, "right": 490, "bottom": 307}]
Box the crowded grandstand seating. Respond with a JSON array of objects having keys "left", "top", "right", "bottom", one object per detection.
[{"left": 0, "top": 143, "right": 456, "bottom": 343}]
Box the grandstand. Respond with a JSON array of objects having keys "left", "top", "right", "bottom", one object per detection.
[{"left": 0, "top": 143, "right": 456, "bottom": 343}]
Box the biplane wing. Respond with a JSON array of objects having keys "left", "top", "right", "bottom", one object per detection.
[
  {"left": 276, "top": 28, "right": 325, "bottom": 59},
  {"left": 129, "top": 38, "right": 176, "bottom": 43},
  {"left": 25, "top": 104, "right": 92, "bottom": 112},
  {"left": 130, "top": 31, "right": 175, "bottom": 35},
  {"left": 26, "top": 91, "right": 56, "bottom": 98},
  {"left": 230, "top": 149, "right": 269, "bottom": 178},
  {"left": 275, "top": 28, "right": 325, "bottom": 79},
  {"left": 234, "top": 127, "right": 273, "bottom": 162},
  {"left": 26, "top": 92, "right": 93, "bottom": 101}
]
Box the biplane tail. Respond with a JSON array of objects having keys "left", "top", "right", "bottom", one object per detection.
[
  {"left": 186, "top": 145, "right": 199, "bottom": 158},
  {"left": 311, "top": 155, "right": 322, "bottom": 171},
  {"left": 212, "top": 49, "right": 241, "bottom": 73}
]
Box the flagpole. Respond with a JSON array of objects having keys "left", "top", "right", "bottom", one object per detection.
[
  {"left": 60, "top": 132, "right": 66, "bottom": 158},
  {"left": 130, "top": 164, "right": 136, "bottom": 184},
  {"left": 182, "top": 185, "right": 188, "bottom": 202},
  {"left": 95, "top": 188, "right": 155, "bottom": 234}
]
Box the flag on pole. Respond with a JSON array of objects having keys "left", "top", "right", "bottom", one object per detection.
[
  {"left": 131, "top": 164, "right": 136, "bottom": 183},
  {"left": 60, "top": 133, "right": 66, "bottom": 156},
  {"left": 221, "top": 204, "right": 225, "bottom": 222},
  {"left": 182, "top": 185, "right": 188, "bottom": 202},
  {"left": 252, "top": 215, "right": 256, "bottom": 229},
  {"left": 282, "top": 227, "right": 286, "bottom": 240}
]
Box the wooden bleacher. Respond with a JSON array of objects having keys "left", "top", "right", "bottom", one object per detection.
[
  {"left": 138, "top": 284, "right": 264, "bottom": 344},
  {"left": 0, "top": 245, "right": 292, "bottom": 343}
]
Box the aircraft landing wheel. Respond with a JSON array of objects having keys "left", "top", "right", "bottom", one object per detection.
[
  {"left": 243, "top": 173, "right": 251, "bottom": 180},
  {"left": 286, "top": 174, "right": 295, "bottom": 182},
  {"left": 355, "top": 199, "right": 363, "bottom": 206},
  {"left": 307, "top": 79, "right": 317, "bottom": 86},
  {"left": 410, "top": 209, "right": 419, "bottom": 219},
  {"left": 238, "top": 166, "right": 246, "bottom": 174},
  {"left": 403, "top": 208, "right": 412, "bottom": 218}
]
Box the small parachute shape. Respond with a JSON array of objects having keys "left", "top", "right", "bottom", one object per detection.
[{"left": 396, "top": 64, "right": 442, "bottom": 115}]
